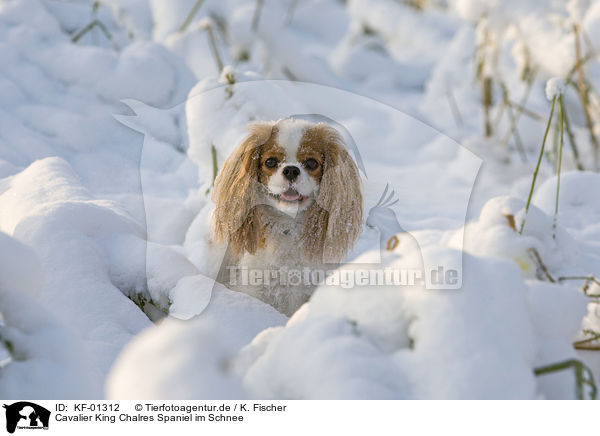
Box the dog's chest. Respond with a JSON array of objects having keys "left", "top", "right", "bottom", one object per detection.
[{"left": 231, "top": 220, "right": 317, "bottom": 316}]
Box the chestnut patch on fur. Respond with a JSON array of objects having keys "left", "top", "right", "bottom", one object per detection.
[
  {"left": 298, "top": 129, "right": 327, "bottom": 176},
  {"left": 258, "top": 127, "right": 285, "bottom": 182}
]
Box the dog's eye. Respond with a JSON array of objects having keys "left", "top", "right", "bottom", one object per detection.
[
  {"left": 304, "top": 158, "right": 319, "bottom": 170},
  {"left": 264, "top": 157, "right": 278, "bottom": 168}
]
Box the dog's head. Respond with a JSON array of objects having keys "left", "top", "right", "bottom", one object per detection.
[{"left": 212, "top": 118, "right": 362, "bottom": 263}]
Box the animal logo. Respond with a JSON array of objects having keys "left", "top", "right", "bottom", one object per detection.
[
  {"left": 366, "top": 184, "right": 422, "bottom": 257},
  {"left": 3, "top": 402, "right": 50, "bottom": 434},
  {"left": 114, "top": 81, "right": 477, "bottom": 319}
]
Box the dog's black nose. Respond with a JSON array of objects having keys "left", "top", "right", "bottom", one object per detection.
[{"left": 282, "top": 165, "right": 300, "bottom": 181}]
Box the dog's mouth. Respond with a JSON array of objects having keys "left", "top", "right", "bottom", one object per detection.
[{"left": 270, "top": 187, "right": 306, "bottom": 203}]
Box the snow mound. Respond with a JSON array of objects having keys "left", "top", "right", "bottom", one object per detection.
[
  {"left": 105, "top": 284, "right": 287, "bottom": 399},
  {"left": 0, "top": 157, "right": 152, "bottom": 396},
  {"left": 0, "top": 232, "right": 90, "bottom": 398},
  {"left": 236, "top": 248, "right": 538, "bottom": 399}
]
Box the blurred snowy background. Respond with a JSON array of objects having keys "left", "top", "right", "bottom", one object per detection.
[{"left": 0, "top": 0, "right": 599, "bottom": 399}]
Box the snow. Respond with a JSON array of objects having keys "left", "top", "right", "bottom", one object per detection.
[
  {"left": 0, "top": 232, "right": 90, "bottom": 398},
  {"left": 583, "top": 1, "right": 600, "bottom": 52},
  {"left": 0, "top": 0, "right": 599, "bottom": 400},
  {"left": 157, "top": 246, "right": 573, "bottom": 400},
  {"left": 0, "top": 232, "right": 43, "bottom": 298},
  {"left": 106, "top": 284, "right": 287, "bottom": 399},
  {"left": 567, "top": 0, "right": 590, "bottom": 23},
  {"left": 0, "top": 157, "right": 152, "bottom": 396},
  {"left": 545, "top": 78, "right": 566, "bottom": 100}
]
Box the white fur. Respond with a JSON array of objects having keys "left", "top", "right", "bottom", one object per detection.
[
  {"left": 233, "top": 212, "right": 317, "bottom": 316},
  {"left": 266, "top": 165, "right": 318, "bottom": 214},
  {"left": 276, "top": 118, "right": 311, "bottom": 157},
  {"left": 265, "top": 119, "right": 319, "bottom": 215}
]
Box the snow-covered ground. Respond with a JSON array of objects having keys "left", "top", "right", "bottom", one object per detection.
[{"left": 1, "top": 0, "right": 599, "bottom": 399}]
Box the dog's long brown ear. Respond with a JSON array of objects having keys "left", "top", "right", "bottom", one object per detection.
[
  {"left": 212, "top": 122, "right": 275, "bottom": 255},
  {"left": 303, "top": 124, "right": 363, "bottom": 263}
]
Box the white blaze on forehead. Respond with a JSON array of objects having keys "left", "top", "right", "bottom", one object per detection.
[{"left": 276, "top": 118, "right": 312, "bottom": 161}]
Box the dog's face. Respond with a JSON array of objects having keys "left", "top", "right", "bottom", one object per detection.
[
  {"left": 259, "top": 119, "right": 325, "bottom": 214},
  {"left": 212, "top": 118, "right": 363, "bottom": 263}
]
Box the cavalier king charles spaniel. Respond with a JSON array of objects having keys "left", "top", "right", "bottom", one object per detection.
[{"left": 211, "top": 118, "right": 363, "bottom": 315}]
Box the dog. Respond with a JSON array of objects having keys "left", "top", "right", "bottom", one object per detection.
[{"left": 211, "top": 118, "right": 363, "bottom": 315}]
